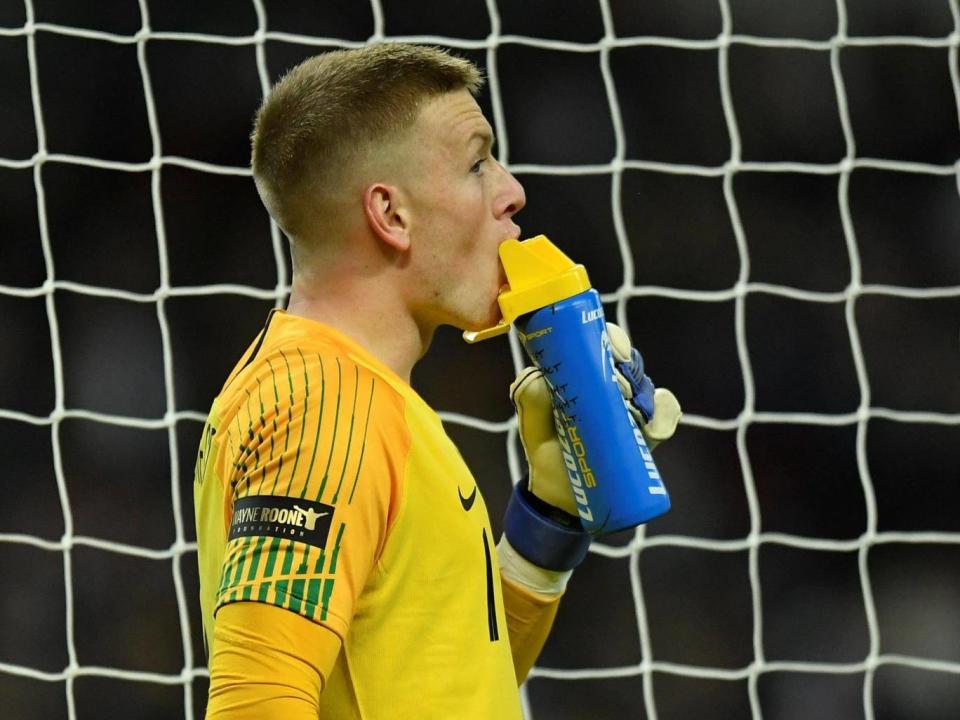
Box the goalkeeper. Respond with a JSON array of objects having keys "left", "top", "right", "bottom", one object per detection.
[{"left": 194, "top": 43, "right": 681, "bottom": 719}]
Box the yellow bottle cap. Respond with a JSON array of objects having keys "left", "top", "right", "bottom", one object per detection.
[{"left": 463, "top": 235, "right": 592, "bottom": 343}]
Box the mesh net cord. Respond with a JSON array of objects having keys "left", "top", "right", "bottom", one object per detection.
[{"left": 0, "top": 0, "right": 959, "bottom": 718}]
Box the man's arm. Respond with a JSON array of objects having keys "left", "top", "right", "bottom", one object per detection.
[
  {"left": 198, "top": 352, "right": 406, "bottom": 718},
  {"left": 499, "top": 324, "right": 682, "bottom": 683},
  {"left": 498, "top": 544, "right": 565, "bottom": 684},
  {"left": 206, "top": 603, "right": 341, "bottom": 719},
  {"left": 499, "top": 576, "right": 562, "bottom": 684}
]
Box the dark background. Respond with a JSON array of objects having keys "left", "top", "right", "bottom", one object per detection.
[{"left": 2, "top": 1, "right": 959, "bottom": 719}]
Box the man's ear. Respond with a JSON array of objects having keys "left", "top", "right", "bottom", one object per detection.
[{"left": 363, "top": 183, "right": 410, "bottom": 253}]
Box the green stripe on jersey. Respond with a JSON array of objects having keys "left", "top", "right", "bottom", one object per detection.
[
  {"left": 218, "top": 540, "right": 241, "bottom": 596},
  {"left": 319, "top": 578, "right": 336, "bottom": 621},
  {"left": 229, "top": 536, "right": 252, "bottom": 588},
  {"left": 261, "top": 536, "right": 283, "bottom": 579},
  {"left": 296, "top": 544, "right": 311, "bottom": 575},
  {"left": 315, "top": 357, "right": 342, "bottom": 501},
  {"left": 328, "top": 523, "right": 346, "bottom": 574},
  {"left": 330, "top": 364, "right": 360, "bottom": 504},
  {"left": 306, "top": 579, "right": 322, "bottom": 620},
  {"left": 283, "top": 348, "right": 310, "bottom": 497},
  {"left": 348, "top": 377, "right": 376, "bottom": 504},
  {"left": 245, "top": 536, "right": 268, "bottom": 582},
  {"left": 268, "top": 351, "right": 294, "bottom": 495},
  {"left": 274, "top": 580, "right": 288, "bottom": 608},
  {"left": 299, "top": 355, "right": 327, "bottom": 500},
  {"left": 289, "top": 579, "right": 305, "bottom": 613},
  {"left": 279, "top": 538, "right": 296, "bottom": 577}
]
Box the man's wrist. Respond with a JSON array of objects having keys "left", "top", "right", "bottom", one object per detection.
[
  {"left": 497, "top": 536, "right": 573, "bottom": 595},
  {"left": 502, "top": 481, "right": 592, "bottom": 572}
]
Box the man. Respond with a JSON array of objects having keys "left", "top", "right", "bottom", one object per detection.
[{"left": 194, "top": 43, "right": 679, "bottom": 718}]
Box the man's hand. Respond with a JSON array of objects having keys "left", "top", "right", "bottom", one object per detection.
[
  {"left": 605, "top": 323, "right": 682, "bottom": 451},
  {"left": 511, "top": 322, "right": 681, "bottom": 519}
]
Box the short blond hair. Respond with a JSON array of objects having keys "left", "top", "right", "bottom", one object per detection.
[{"left": 251, "top": 43, "right": 483, "bottom": 240}]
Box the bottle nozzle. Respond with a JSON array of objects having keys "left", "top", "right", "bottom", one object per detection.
[{"left": 463, "top": 235, "right": 592, "bottom": 343}]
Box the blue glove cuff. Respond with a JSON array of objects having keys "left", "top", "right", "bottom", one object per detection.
[
  {"left": 615, "top": 348, "right": 656, "bottom": 423},
  {"left": 503, "top": 482, "right": 592, "bottom": 571}
]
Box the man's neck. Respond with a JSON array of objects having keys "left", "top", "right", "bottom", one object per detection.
[{"left": 286, "top": 273, "right": 433, "bottom": 385}]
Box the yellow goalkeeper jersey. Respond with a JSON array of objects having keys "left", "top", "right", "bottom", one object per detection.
[{"left": 194, "top": 309, "right": 521, "bottom": 719}]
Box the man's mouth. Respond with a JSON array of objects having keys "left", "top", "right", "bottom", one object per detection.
[{"left": 497, "top": 229, "right": 519, "bottom": 294}]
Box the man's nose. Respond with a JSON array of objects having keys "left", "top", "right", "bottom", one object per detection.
[{"left": 494, "top": 161, "right": 526, "bottom": 219}]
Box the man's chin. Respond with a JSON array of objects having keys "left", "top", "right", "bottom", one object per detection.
[{"left": 458, "top": 304, "right": 504, "bottom": 334}]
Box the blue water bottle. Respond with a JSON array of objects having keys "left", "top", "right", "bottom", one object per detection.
[{"left": 464, "top": 236, "right": 670, "bottom": 535}]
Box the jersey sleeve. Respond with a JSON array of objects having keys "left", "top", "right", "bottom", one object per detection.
[{"left": 214, "top": 347, "right": 410, "bottom": 640}]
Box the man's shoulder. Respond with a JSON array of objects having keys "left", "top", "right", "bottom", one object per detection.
[
  {"left": 227, "top": 341, "right": 406, "bottom": 412},
  {"left": 219, "top": 312, "right": 404, "bottom": 404},
  {"left": 217, "top": 334, "right": 414, "bottom": 451}
]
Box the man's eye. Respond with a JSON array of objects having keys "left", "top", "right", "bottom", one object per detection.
[{"left": 470, "top": 158, "right": 485, "bottom": 174}]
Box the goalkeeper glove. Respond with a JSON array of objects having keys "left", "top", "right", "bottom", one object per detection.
[
  {"left": 501, "top": 323, "right": 681, "bottom": 574},
  {"left": 606, "top": 322, "right": 682, "bottom": 452}
]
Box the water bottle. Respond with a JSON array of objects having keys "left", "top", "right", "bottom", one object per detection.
[{"left": 465, "top": 235, "right": 670, "bottom": 535}]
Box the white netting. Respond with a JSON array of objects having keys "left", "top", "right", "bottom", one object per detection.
[{"left": 1, "top": 0, "right": 958, "bottom": 718}]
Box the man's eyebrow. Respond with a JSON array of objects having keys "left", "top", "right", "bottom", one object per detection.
[{"left": 468, "top": 130, "right": 495, "bottom": 151}]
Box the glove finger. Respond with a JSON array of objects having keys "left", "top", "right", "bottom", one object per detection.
[
  {"left": 605, "top": 322, "right": 633, "bottom": 363},
  {"left": 642, "top": 387, "right": 682, "bottom": 450},
  {"left": 509, "top": 366, "right": 541, "bottom": 404},
  {"left": 511, "top": 368, "right": 579, "bottom": 516},
  {"left": 606, "top": 322, "right": 655, "bottom": 419},
  {"left": 510, "top": 367, "right": 557, "bottom": 451}
]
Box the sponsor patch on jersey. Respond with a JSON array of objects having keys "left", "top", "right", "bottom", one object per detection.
[{"left": 228, "top": 495, "right": 334, "bottom": 548}]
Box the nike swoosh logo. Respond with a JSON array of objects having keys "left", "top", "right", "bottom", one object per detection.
[{"left": 458, "top": 485, "right": 477, "bottom": 512}]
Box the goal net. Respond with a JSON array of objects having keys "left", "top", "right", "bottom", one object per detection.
[{"left": 1, "top": 0, "right": 958, "bottom": 718}]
